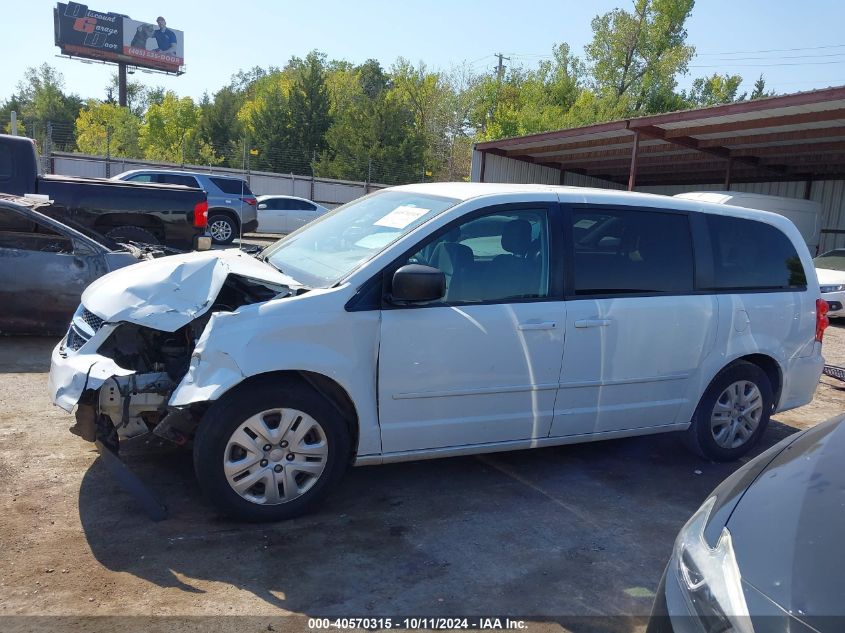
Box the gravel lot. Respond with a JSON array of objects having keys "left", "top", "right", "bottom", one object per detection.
[{"left": 1, "top": 322, "right": 844, "bottom": 633}]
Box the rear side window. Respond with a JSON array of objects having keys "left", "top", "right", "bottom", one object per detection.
[
  {"left": 210, "top": 177, "right": 253, "bottom": 196},
  {"left": 158, "top": 174, "right": 199, "bottom": 187},
  {"left": 570, "top": 208, "right": 694, "bottom": 295},
  {"left": 704, "top": 215, "right": 806, "bottom": 290},
  {"left": 126, "top": 174, "right": 154, "bottom": 183}
]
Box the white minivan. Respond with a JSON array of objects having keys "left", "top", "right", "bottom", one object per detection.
[{"left": 48, "top": 184, "right": 827, "bottom": 520}]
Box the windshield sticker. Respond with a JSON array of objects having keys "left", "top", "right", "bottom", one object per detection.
[{"left": 374, "top": 205, "right": 431, "bottom": 229}]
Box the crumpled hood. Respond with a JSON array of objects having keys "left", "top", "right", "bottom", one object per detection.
[
  {"left": 815, "top": 267, "right": 845, "bottom": 285},
  {"left": 81, "top": 248, "right": 297, "bottom": 332},
  {"left": 727, "top": 415, "right": 845, "bottom": 622}
]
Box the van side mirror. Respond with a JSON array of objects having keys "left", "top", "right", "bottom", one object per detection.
[
  {"left": 257, "top": 203, "right": 267, "bottom": 210},
  {"left": 391, "top": 264, "right": 445, "bottom": 303}
]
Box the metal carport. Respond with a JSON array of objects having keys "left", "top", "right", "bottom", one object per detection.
[{"left": 471, "top": 86, "right": 845, "bottom": 250}]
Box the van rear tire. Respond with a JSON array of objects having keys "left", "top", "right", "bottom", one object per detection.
[{"left": 684, "top": 361, "right": 773, "bottom": 462}]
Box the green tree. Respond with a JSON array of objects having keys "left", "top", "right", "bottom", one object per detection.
[
  {"left": 0, "top": 94, "right": 26, "bottom": 135},
  {"left": 288, "top": 51, "right": 332, "bottom": 171},
  {"left": 105, "top": 73, "right": 151, "bottom": 117},
  {"left": 469, "top": 44, "right": 585, "bottom": 141},
  {"left": 145, "top": 86, "right": 167, "bottom": 107},
  {"left": 14, "top": 64, "right": 84, "bottom": 149},
  {"left": 316, "top": 59, "right": 425, "bottom": 184},
  {"left": 585, "top": 0, "right": 696, "bottom": 113},
  {"left": 392, "top": 58, "right": 452, "bottom": 177},
  {"left": 237, "top": 72, "right": 296, "bottom": 172},
  {"left": 750, "top": 74, "right": 775, "bottom": 100},
  {"left": 75, "top": 100, "right": 141, "bottom": 157},
  {"left": 140, "top": 91, "right": 220, "bottom": 165},
  {"left": 198, "top": 87, "right": 244, "bottom": 166},
  {"left": 685, "top": 73, "right": 745, "bottom": 107}
]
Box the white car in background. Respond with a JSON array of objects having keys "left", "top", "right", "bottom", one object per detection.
[
  {"left": 814, "top": 248, "right": 845, "bottom": 317},
  {"left": 255, "top": 195, "right": 329, "bottom": 234}
]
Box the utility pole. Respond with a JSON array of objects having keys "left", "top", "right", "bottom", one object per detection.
[
  {"left": 495, "top": 53, "right": 510, "bottom": 80},
  {"left": 105, "top": 126, "right": 112, "bottom": 178},
  {"left": 118, "top": 62, "right": 127, "bottom": 107},
  {"left": 310, "top": 149, "right": 316, "bottom": 201},
  {"left": 44, "top": 122, "right": 53, "bottom": 174},
  {"left": 10, "top": 111, "right": 17, "bottom": 136}
]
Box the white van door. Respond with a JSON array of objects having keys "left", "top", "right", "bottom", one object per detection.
[
  {"left": 549, "top": 206, "right": 717, "bottom": 437},
  {"left": 378, "top": 203, "right": 566, "bottom": 453}
]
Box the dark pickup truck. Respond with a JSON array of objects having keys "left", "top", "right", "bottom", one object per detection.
[{"left": 0, "top": 134, "right": 209, "bottom": 249}]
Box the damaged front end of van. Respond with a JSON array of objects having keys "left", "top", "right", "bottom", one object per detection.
[{"left": 48, "top": 248, "right": 300, "bottom": 452}]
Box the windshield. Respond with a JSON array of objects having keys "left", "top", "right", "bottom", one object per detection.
[
  {"left": 262, "top": 190, "right": 459, "bottom": 287},
  {"left": 814, "top": 250, "right": 845, "bottom": 272}
]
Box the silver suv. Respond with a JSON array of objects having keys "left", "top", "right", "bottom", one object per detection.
[{"left": 112, "top": 170, "right": 259, "bottom": 245}]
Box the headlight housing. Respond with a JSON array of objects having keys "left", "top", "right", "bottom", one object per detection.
[
  {"left": 673, "top": 496, "right": 753, "bottom": 633},
  {"left": 820, "top": 284, "right": 845, "bottom": 293}
]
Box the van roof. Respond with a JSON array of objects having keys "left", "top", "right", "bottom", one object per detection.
[
  {"left": 675, "top": 190, "right": 821, "bottom": 210},
  {"left": 389, "top": 182, "right": 799, "bottom": 230}
]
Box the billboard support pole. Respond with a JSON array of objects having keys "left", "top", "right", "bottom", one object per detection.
[{"left": 118, "top": 62, "right": 128, "bottom": 108}]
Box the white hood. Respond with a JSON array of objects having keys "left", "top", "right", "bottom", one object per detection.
[
  {"left": 815, "top": 267, "right": 845, "bottom": 285},
  {"left": 81, "top": 248, "right": 297, "bottom": 332}
]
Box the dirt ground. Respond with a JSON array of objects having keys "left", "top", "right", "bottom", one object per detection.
[{"left": 1, "top": 324, "right": 844, "bottom": 633}]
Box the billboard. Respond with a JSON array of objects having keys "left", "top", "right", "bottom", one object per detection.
[{"left": 54, "top": 2, "right": 184, "bottom": 73}]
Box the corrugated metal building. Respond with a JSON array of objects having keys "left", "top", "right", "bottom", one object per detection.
[{"left": 471, "top": 86, "right": 845, "bottom": 252}]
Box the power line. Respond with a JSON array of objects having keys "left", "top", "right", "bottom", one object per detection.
[
  {"left": 466, "top": 54, "right": 494, "bottom": 65},
  {"left": 695, "top": 52, "right": 845, "bottom": 62},
  {"left": 690, "top": 60, "right": 845, "bottom": 68},
  {"left": 695, "top": 43, "right": 845, "bottom": 56}
]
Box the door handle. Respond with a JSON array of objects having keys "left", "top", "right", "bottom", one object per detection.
[
  {"left": 518, "top": 321, "right": 556, "bottom": 331},
  {"left": 574, "top": 318, "right": 612, "bottom": 328}
]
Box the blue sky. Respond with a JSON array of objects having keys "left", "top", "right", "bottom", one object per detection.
[{"left": 5, "top": 0, "right": 844, "bottom": 102}]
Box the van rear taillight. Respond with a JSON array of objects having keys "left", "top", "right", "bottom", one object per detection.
[
  {"left": 194, "top": 201, "right": 209, "bottom": 228},
  {"left": 241, "top": 196, "right": 257, "bottom": 206},
  {"left": 816, "top": 298, "right": 830, "bottom": 343}
]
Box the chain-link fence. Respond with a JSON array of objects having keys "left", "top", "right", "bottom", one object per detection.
[{"left": 31, "top": 120, "right": 452, "bottom": 190}]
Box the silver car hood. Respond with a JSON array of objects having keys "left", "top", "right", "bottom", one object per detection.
[{"left": 81, "top": 248, "right": 297, "bottom": 332}]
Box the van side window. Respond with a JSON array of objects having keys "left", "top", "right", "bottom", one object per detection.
[
  {"left": 570, "top": 208, "right": 694, "bottom": 295},
  {"left": 404, "top": 208, "right": 550, "bottom": 304},
  {"left": 704, "top": 215, "right": 806, "bottom": 290}
]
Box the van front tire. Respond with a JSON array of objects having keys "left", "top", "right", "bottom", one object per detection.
[
  {"left": 684, "top": 361, "right": 773, "bottom": 462},
  {"left": 193, "top": 378, "right": 351, "bottom": 521}
]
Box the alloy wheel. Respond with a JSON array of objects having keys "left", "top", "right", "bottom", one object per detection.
[{"left": 209, "top": 219, "right": 233, "bottom": 242}]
